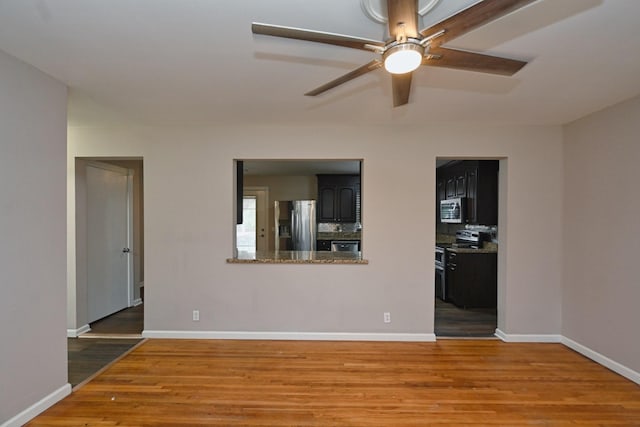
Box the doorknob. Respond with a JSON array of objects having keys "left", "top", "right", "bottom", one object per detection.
[{"left": 122, "top": 248, "right": 130, "bottom": 253}]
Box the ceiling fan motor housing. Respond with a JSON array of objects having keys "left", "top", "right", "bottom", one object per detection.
[{"left": 383, "top": 39, "right": 425, "bottom": 74}]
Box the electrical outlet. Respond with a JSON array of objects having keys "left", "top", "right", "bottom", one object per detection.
[
  {"left": 192, "top": 310, "right": 200, "bottom": 321},
  {"left": 383, "top": 312, "right": 391, "bottom": 323}
]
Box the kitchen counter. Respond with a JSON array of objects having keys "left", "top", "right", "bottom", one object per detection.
[
  {"left": 446, "top": 247, "right": 498, "bottom": 254},
  {"left": 228, "top": 250, "right": 368, "bottom": 264},
  {"left": 316, "top": 232, "right": 361, "bottom": 240},
  {"left": 437, "top": 241, "right": 498, "bottom": 254}
]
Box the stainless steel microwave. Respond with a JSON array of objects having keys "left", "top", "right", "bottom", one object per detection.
[{"left": 440, "top": 197, "right": 466, "bottom": 223}]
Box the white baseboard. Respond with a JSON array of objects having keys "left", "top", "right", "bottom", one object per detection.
[
  {"left": 140, "top": 329, "right": 637, "bottom": 385},
  {"left": 561, "top": 336, "right": 640, "bottom": 385},
  {"left": 1, "top": 383, "right": 71, "bottom": 427},
  {"left": 142, "top": 330, "right": 436, "bottom": 342},
  {"left": 495, "top": 330, "right": 639, "bottom": 385},
  {"left": 132, "top": 298, "right": 143, "bottom": 307},
  {"left": 66, "top": 324, "right": 91, "bottom": 338},
  {"left": 495, "top": 328, "right": 562, "bottom": 343}
]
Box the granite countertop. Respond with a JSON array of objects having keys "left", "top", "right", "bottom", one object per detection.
[
  {"left": 316, "top": 232, "right": 361, "bottom": 240},
  {"left": 437, "top": 241, "right": 498, "bottom": 254},
  {"left": 446, "top": 247, "right": 498, "bottom": 254},
  {"left": 228, "top": 250, "right": 368, "bottom": 264}
]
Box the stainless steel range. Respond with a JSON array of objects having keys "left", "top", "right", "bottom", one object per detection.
[{"left": 454, "top": 230, "right": 490, "bottom": 249}]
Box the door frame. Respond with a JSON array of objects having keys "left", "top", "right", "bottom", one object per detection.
[
  {"left": 67, "top": 158, "right": 139, "bottom": 337},
  {"left": 433, "top": 157, "right": 504, "bottom": 339}
]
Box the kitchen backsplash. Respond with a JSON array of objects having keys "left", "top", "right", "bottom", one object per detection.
[{"left": 318, "top": 222, "right": 362, "bottom": 233}]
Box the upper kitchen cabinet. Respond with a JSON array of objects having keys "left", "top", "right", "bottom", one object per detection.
[
  {"left": 439, "top": 161, "right": 466, "bottom": 201},
  {"left": 317, "top": 174, "right": 360, "bottom": 223},
  {"left": 437, "top": 160, "right": 498, "bottom": 226},
  {"left": 465, "top": 160, "right": 498, "bottom": 225}
]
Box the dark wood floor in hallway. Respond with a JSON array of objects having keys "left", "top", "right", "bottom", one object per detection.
[
  {"left": 67, "top": 338, "right": 142, "bottom": 387},
  {"left": 84, "top": 303, "right": 144, "bottom": 337},
  {"left": 68, "top": 304, "right": 144, "bottom": 387},
  {"left": 435, "top": 297, "right": 497, "bottom": 337},
  {"left": 36, "top": 339, "right": 640, "bottom": 426}
]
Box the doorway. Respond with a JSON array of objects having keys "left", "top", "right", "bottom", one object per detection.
[
  {"left": 78, "top": 159, "right": 145, "bottom": 334},
  {"left": 434, "top": 158, "right": 500, "bottom": 338},
  {"left": 69, "top": 158, "right": 144, "bottom": 387},
  {"left": 237, "top": 187, "right": 269, "bottom": 254}
]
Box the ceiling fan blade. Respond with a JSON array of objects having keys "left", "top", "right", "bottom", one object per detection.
[
  {"left": 387, "top": 0, "right": 419, "bottom": 40},
  {"left": 305, "top": 60, "right": 383, "bottom": 97},
  {"left": 419, "top": 0, "right": 537, "bottom": 47},
  {"left": 252, "top": 23, "right": 385, "bottom": 52},
  {"left": 391, "top": 72, "right": 413, "bottom": 107},
  {"left": 425, "top": 47, "right": 527, "bottom": 76}
]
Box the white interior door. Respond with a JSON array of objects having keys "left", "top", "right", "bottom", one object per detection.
[
  {"left": 86, "top": 162, "right": 132, "bottom": 323},
  {"left": 245, "top": 188, "right": 269, "bottom": 252}
]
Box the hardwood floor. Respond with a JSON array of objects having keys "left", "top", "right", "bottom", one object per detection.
[
  {"left": 434, "top": 298, "right": 497, "bottom": 337},
  {"left": 32, "top": 339, "right": 640, "bottom": 426}
]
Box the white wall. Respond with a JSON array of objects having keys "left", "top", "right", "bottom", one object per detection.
[
  {"left": 0, "top": 50, "right": 68, "bottom": 423},
  {"left": 563, "top": 95, "right": 640, "bottom": 373},
  {"left": 68, "top": 123, "right": 563, "bottom": 338}
]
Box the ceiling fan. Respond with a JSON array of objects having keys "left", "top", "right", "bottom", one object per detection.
[{"left": 252, "top": 0, "right": 535, "bottom": 107}]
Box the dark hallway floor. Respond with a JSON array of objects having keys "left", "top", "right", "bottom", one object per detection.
[
  {"left": 83, "top": 303, "right": 144, "bottom": 337},
  {"left": 67, "top": 338, "right": 142, "bottom": 387},
  {"left": 434, "top": 298, "right": 497, "bottom": 337},
  {"left": 68, "top": 304, "right": 144, "bottom": 387}
]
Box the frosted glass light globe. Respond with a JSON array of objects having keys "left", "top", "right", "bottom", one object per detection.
[{"left": 384, "top": 43, "right": 423, "bottom": 74}]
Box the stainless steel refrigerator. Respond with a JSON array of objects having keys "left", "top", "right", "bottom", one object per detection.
[{"left": 274, "top": 200, "right": 316, "bottom": 251}]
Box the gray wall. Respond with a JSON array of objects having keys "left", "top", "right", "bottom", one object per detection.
[
  {"left": 563, "top": 95, "right": 640, "bottom": 372},
  {"left": 0, "top": 50, "right": 68, "bottom": 423},
  {"left": 68, "top": 124, "right": 564, "bottom": 338}
]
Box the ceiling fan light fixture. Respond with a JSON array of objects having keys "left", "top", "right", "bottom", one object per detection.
[{"left": 383, "top": 42, "right": 424, "bottom": 74}]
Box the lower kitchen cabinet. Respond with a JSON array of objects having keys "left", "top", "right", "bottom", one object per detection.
[
  {"left": 316, "top": 240, "right": 331, "bottom": 251},
  {"left": 446, "top": 250, "right": 497, "bottom": 309}
]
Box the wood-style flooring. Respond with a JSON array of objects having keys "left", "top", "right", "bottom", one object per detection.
[
  {"left": 33, "top": 339, "right": 640, "bottom": 426},
  {"left": 83, "top": 303, "right": 144, "bottom": 337},
  {"left": 435, "top": 298, "right": 497, "bottom": 337},
  {"left": 67, "top": 338, "right": 142, "bottom": 387},
  {"left": 68, "top": 304, "right": 144, "bottom": 387}
]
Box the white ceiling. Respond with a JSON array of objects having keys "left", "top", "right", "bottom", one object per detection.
[{"left": 1, "top": 0, "right": 639, "bottom": 127}]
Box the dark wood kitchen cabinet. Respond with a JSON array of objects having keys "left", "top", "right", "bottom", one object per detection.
[
  {"left": 464, "top": 160, "right": 498, "bottom": 225},
  {"left": 436, "top": 160, "right": 498, "bottom": 225},
  {"left": 445, "top": 176, "right": 456, "bottom": 199},
  {"left": 317, "top": 174, "right": 359, "bottom": 223},
  {"left": 316, "top": 239, "right": 331, "bottom": 251},
  {"left": 446, "top": 250, "right": 497, "bottom": 309},
  {"left": 455, "top": 173, "right": 466, "bottom": 197},
  {"left": 436, "top": 174, "right": 446, "bottom": 223}
]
